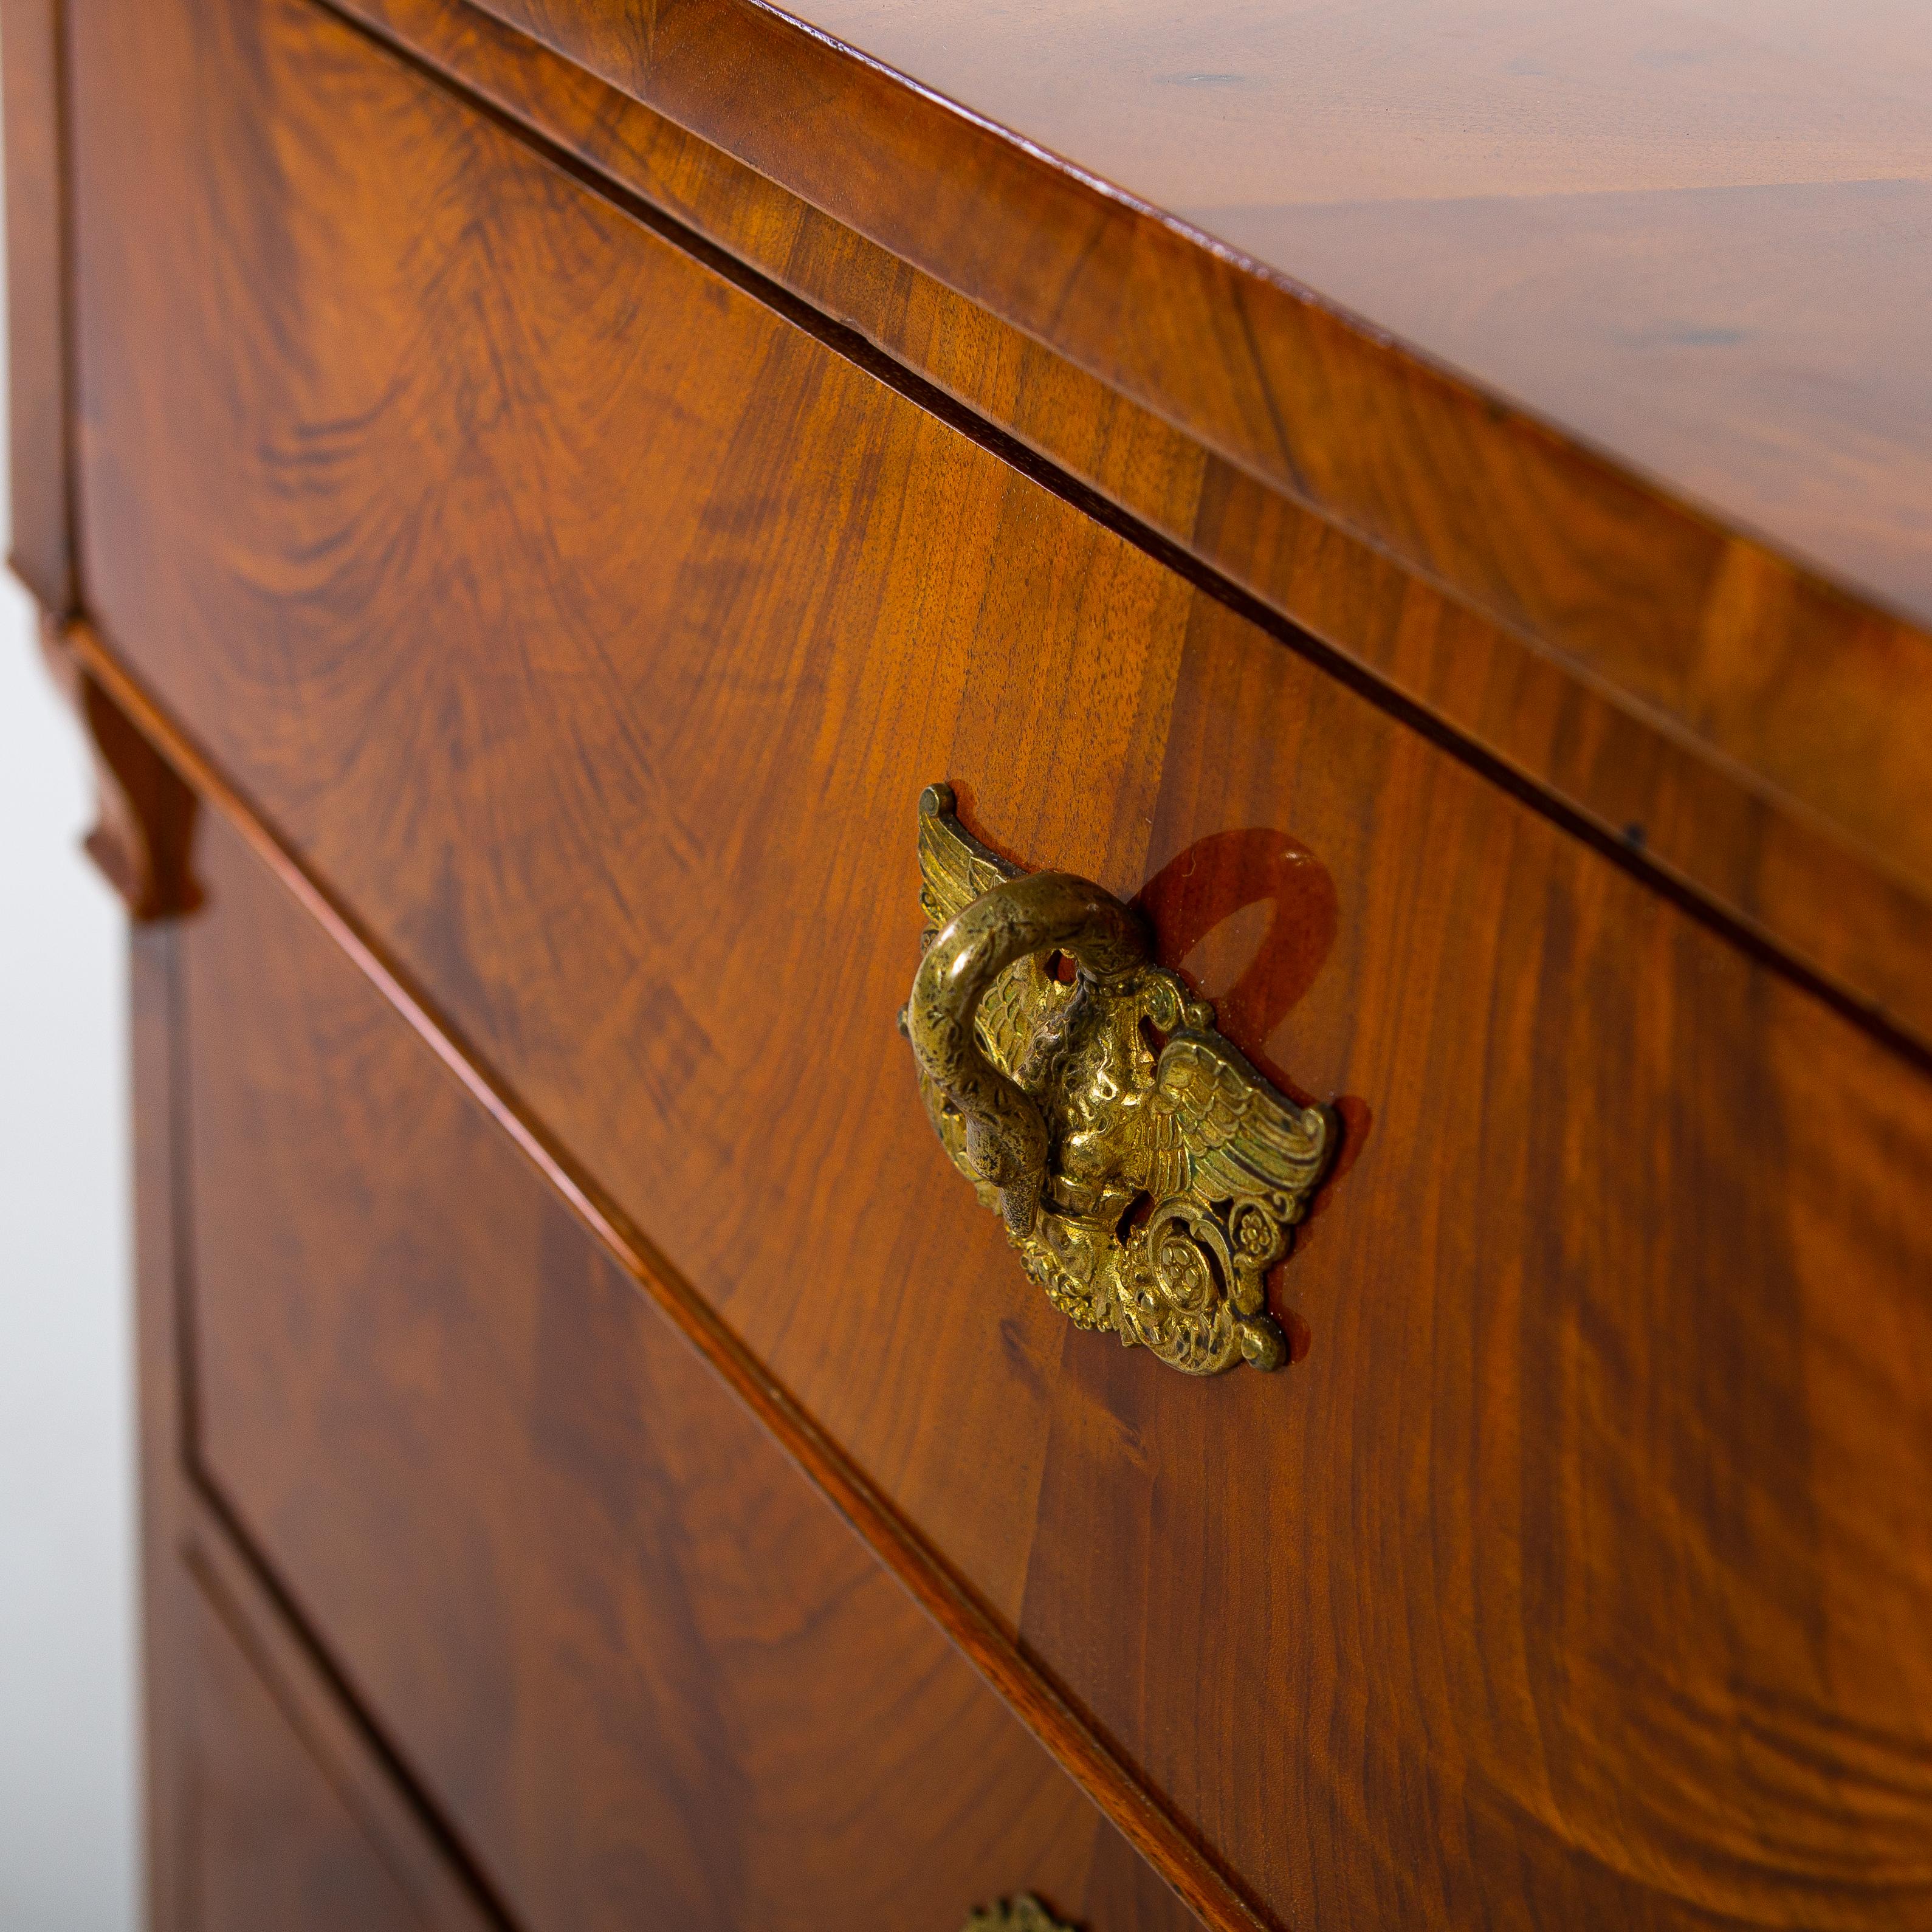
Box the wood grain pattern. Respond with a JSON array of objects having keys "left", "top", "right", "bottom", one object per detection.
[
  {"left": 136, "top": 926, "right": 498, "bottom": 1932},
  {"left": 187, "top": 1527, "right": 506, "bottom": 1932},
  {"left": 455, "top": 0, "right": 1932, "bottom": 928},
  {"left": 69, "top": 2, "right": 1932, "bottom": 1927},
  {"left": 180, "top": 810, "right": 1200, "bottom": 1932},
  {"left": 758, "top": 0, "right": 1932, "bottom": 611},
  {"left": 331, "top": 0, "right": 1932, "bottom": 1061},
  {"left": 66, "top": 610, "right": 1263, "bottom": 1932},
  {"left": 2, "top": 0, "right": 73, "bottom": 611}
]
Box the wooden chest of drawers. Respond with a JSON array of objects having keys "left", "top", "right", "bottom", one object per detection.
[{"left": 10, "top": 1, "right": 1932, "bottom": 1927}]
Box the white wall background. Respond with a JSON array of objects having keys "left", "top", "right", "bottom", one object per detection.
[{"left": 0, "top": 69, "right": 143, "bottom": 1932}]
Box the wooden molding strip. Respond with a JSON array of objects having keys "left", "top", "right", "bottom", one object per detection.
[
  {"left": 62, "top": 612, "right": 1278, "bottom": 1932},
  {"left": 182, "top": 1494, "right": 514, "bottom": 1932},
  {"left": 140, "top": 923, "right": 514, "bottom": 1932}
]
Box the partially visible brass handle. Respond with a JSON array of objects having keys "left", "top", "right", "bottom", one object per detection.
[
  {"left": 960, "top": 1899, "right": 1076, "bottom": 1932},
  {"left": 902, "top": 783, "right": 1336, "bottom": 1378},
  {"left": 907, "top": 869, "right": 1144, "bottom": 1237}
]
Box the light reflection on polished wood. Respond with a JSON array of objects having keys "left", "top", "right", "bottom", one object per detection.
[
  {"left": 30, "top": 0, "right": 1932, "bottom": 1928},
  {"left": 461, "top": 0, "right": 1932, "bottom": 940},
  {"left": 337, "top": 0, "right": 1932, "bottom": 1064}
]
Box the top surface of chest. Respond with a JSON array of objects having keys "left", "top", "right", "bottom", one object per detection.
[
  {"left": 804, "top": 0, "right": 1932, "bottom": 625},
  {"left": 495, "top": 0, "right": 1932, "bottom": 630}
]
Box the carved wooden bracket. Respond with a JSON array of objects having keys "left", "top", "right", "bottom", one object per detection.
[{"left": 39, "top": 619, "right": 204, "bottom": 921}]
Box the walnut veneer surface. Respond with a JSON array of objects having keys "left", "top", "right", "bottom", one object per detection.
[
  {"left": 8, "top": 0, "right": 1932, "bottom": 1928},
  {"left": 666, "top": 0, "right": 1932, "bottom": 626},
  {"left": 182, "top": 813, "right": 1193, "bottom": 1932},
  {"left": 179, "top": 1575, "right": 455, "bottom": 1932},
  {"left": 458, "top": 0, "right": 1932, "bottom": 1020}
]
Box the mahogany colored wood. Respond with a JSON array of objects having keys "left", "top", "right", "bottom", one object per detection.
[
  {"left": 452, "top": 0, "right": 1932, "bottom": 933},
  {"left": 41, "top": 619, "right": 202, "bottom": 920},
  {"left": 1, "top": 0, "right": 73, "bottom": 611},
  {"left": 334, "top": 0, "right": 1932, "bottom": 1056},
  {"left": 66, "top": 2, "right": 1932, "bottom": 1928},
  {"left": 179, "top": 810, "right": 1201, "bottom": 1932},
  {"left": 745, "top": 0, "right": 1932, "bottom": 623},
  {"left": 183, "top": 1507, "right": 509, "bottom": 1932},
  {"left": 135, "top": 927, "right": 498, "bottom": 1932},
  {"left": 66, "top": 611, "right": 1257, "bottom": 1932},
  {"left": 177, "top": 1575, "right": 464, "bottom": 1932}
]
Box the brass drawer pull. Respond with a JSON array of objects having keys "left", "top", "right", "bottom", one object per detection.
[
  {"left": 903, "top": 784, "right": 1335, "bottom": 1377},
  {"left": 961, "top": 1900, "right": 1076, "bottom": 1931}
]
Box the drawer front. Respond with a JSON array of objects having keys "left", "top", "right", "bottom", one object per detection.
[
  {"left": 76, "top": 0, "right": 1932, "bottom": 1925},
  {"left": 180, "top": 813, "right": 1195, "bottom": 1932},
  {"left": 181, "top": 1577, "right": 432, "bottom": 1932},
  {"left": 171, "top": 1544, "right": 491, "bottom": 1932}
]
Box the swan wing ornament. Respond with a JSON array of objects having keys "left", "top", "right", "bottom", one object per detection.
[{"left": 904, "top": 782, "right": 1337, "bottom": 1377}]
